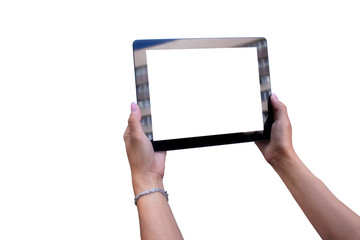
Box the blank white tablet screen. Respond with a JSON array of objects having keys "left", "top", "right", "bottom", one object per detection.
[{"left": 146, "top": 47, "right": 263, "bottom": 141}]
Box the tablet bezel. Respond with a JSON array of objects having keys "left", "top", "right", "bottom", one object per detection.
[{"left": 133, "top": 37, "right": 273, "bottom": 151}]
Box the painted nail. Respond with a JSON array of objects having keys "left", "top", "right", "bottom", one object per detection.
[
  {"left": 272, "top": 93, "right": 279, "bottom": 101},
  {"left": 131, "top": 102, "right": 137, "bottom": 113}
]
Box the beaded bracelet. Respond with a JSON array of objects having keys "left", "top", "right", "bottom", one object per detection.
[{"left": 134, "top": 188, "right": 169, "bottom": 206}]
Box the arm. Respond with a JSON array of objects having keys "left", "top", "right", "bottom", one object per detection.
[
  {"left": 124, "top": 103, "right": 183, "bottom": 240},
  {"left": 256, "top": 94, "right": 360, "bottom": 240}
]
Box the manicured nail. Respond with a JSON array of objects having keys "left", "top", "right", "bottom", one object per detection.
[
  {"left": 272, "top": 93, "right": 279, "bottom": 101},
  {"left": 131, "top": 102, "right": 137, "bottom": 113}
]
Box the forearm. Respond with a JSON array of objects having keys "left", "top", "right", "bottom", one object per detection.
[
  {"left": 136, "top": 192, "right": 183, "bottom": 240},
  {"left": 273, "top": 154, "right": 360, "bottom": 239},
  {"left": 132, "top": 176, "right": 183, "bottom": 240}
]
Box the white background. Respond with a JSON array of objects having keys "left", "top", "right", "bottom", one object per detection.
[
  {"left": 0, "top": 0, "right": 359, "bottom": 239},
  {"left": 147, "top": 48, "right": 263, "bottom": 140}
]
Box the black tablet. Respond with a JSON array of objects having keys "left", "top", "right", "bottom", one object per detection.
[{"left": 133, "top": 37, "right": 273, "bottom": 151}]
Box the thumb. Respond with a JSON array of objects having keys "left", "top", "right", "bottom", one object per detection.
[
  {"left": 270, "top": 94, "right": 289, "bottom": 123},
  {"left": 128, "top": 102, "right": 143, "bottom": 133}
]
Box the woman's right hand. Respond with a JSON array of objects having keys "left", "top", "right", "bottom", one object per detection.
[{"left": 255, "top": 94, "right": 297, "bottom": 167}]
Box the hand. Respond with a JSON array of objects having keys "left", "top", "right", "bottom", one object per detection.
[
  {"left": 124, "top": 102, "right": 166, "bottom": 195},
  {"left": 256, "top": 94, "right": 296, "bottom": 166}
]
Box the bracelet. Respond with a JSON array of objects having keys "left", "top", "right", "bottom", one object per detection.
[{"left": 134, "top": 188, "right": 169, "bottom": 206}]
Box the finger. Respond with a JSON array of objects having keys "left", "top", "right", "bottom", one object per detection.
[
  {"left": 255, "top": 94, "right": 286, "bottom": 152},
  {"left": 123, "top": 125, "right": 130, "bottom": 141},
  {"left": 124, "top": 102, "right": 140, "bottom": 140},
  {"left": 131, "top": 102, "right": 142, "bottom": 121},
  {"left": 128, "top": 102, "right": 143, "bottom": 134},
  {"left": 270, "top": 94, "right": 289, "bottom": 122}
]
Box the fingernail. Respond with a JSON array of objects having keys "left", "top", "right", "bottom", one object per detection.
[
  {"left": 131, "top": 102, "right": 137, "bottom": 113},
  {"left": 272, "top": 93, "right": 279, "bottom": 101}
]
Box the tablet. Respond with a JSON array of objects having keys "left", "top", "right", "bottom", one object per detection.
[{"left": 133, "top": 37, "right": 273, "bottom": 151}]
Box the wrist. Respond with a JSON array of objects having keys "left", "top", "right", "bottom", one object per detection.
[
  {"left": 271, "top": 150, "right": 300, "bottom": 174},
  {"left": 267, "top": 146, "right": 297, "bottom": 167},
  {"left": 131, "top": 172, "right": 164, "bottom": 196}
]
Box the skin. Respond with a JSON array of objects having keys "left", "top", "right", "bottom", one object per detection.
[
  {"left": 124, "top": 102, "right": 183, "bottom": 240},
  {"left": 256, "top": 95, "right": 360, "bottom": 240},
  {"left": 124, "top": 95, "right": 360, "bottom": 240}
]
